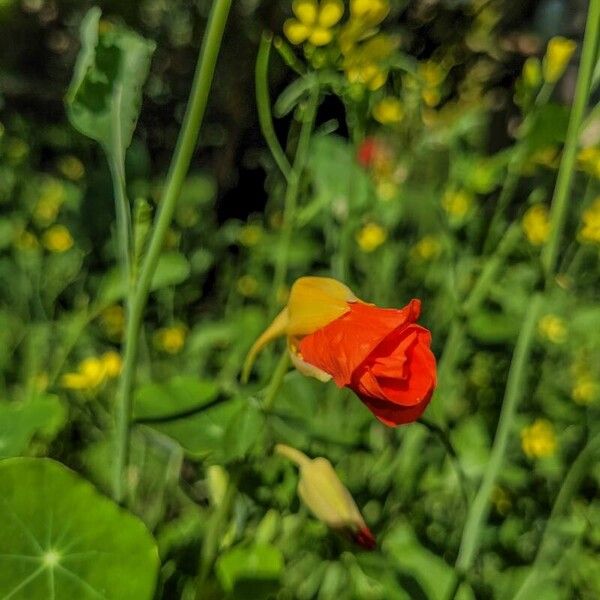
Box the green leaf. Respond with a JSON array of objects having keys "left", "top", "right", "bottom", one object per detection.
[
  {"left": 0, "top": 394, "right": 66, "bottom": 459},
  {"left": 133, "top": 375, "right": 219, "bottom": 421},
  {"left": 99, "top": 251, "right": 191, "bottom": 303},
  {"left": 0, "top": 457, "right": 158, "bottom": 599},
  {"left": 66, "top": 7, "right": 155, "bottom": 156},
  {"left": 216, "top": 544, "right": 284, "bottom": 597}
]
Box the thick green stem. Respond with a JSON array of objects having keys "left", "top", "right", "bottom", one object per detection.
[
  {"left": 269, "top": 85, "right": 319, "bottom": 315},
  {"left": 456, "top": 293, "right": 543, "bottom": 573},
  {"left": 256, "top": 34, "right": 292, "bottom": 181},
  {"left": 112, "top": 0, "right": 232, "bottom": 503},
  {"left": 513, "top": 431, "right": 600, "bottom": 600},
  {"left": 542, "top": 0, "right": 600, "bottom": 280}
]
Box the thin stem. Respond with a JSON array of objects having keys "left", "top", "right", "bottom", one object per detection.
[
  {"left": 256, "top": 34, "right": 292, "bottom": 181},
  {"left": 542, "top": 0, "right": 600, "bottom": 280},
  {"left": 108, "top": 154, "right": 132, "bottom": 294},
  {"left": 262, "top": 350, "right": 290, "bottom": 412},
  {"left": 269, "top": 84, "right": 319, "bottom": 315},
  {"left": 419, "top": 418, "right": 471, "bottom": 510},
  {"left": 112, "top": 0, "right": 232, "bottom": 503},
  {"left": 456, "top": 293, "right": 543, "bottom": 573},
  {"left": 513, "top": 431, "right": 600, "bottom": 600}
]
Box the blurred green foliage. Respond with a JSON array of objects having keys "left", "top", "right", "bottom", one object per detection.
[{"left": 1, "top": 0, "right": 600, "bottom": 599}]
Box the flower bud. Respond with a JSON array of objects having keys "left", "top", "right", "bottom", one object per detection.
[{"left": 276, "top": 444, "right": 375, "bottom": 549}]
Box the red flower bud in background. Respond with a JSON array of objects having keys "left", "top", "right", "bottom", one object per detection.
[{"left": 243, "top": 277, "right": 437, "bottom": 426}]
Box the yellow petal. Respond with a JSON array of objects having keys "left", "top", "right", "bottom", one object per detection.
[
  {"left": 309, "top": 27, "right": 333, "bottom": 46},
  {"left": 284, "top": 19, "right": 311, "bottom": 45},
  {"left": 292, "top": 0, "right": 318, "bottom": 25},
  {"left": 318, "top": 0, "right": 344, "bottom": 27},
  {"left": 242, "top": 307, "right": 289, "bottom": 382},
  {"left": 286, "top": 276, "right": 355, "bottom": 336}
]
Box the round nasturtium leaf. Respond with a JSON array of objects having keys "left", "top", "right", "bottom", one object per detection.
[{"left": 0, "top": 457, "right": 159, "bottom": 599}]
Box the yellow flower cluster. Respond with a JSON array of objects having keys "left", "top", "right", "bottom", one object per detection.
[
  {"left": 61, "top": 351, "right": 122, "bottom": 391},
  {"left": 419, "top": 61, "right": 445, "bottom": 107},
  {"left": 570, "top": 359, "right": 599, "bottom": 405},
  {"left": 521, "top": 419, "right": 557, "bottom": 459},
  {"left": 42, "top": 225, "right": 74, "bottom": 253},
  {"left": 283, "top": 0, "right": 396, "bottom": 91},
  {"left": 542, "top": 36, "right": 576, "bottom": 84},
  {"left": 57, "top": 155, "right": 85, "bottom": 181},
  {"left": 154, "top": 325, "right": 187, "bottom": 354},
  {"left": 356, "top": 222, "right": 387, "bottom": 252},
  {"left": 537, "top": 314, "right": 567, "bottom": 344},
  {"left": 522, "top": 204, "right": 550, "bottom": 246},
  {"left": 579, "top": 197, "right": 600, "bottom": 244}
]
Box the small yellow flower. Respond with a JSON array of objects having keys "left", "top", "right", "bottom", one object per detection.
[
  {"left": 343, "top": 34, "right": 397, "bottom": 90},
  {"left": 372, "top": 97, "right": 404, "bottom": 125},
  {"left": 522, "top": 57, "right": 542, "bottom": 88},
  {"left": 521, "top": 419, "right": 557, "bottom": 459},
  {"left": 579, "top": 197, "right": 600, "bottom": 244},
  {"left": 284, "top": 0, "right": 344, "bottom": 46},
  {"left": 57, "top": 155, "right": 85, "bottom": 181},
  {"left": 349, "top": 0, "right": 389, "bottom": 26},
  {"left": 543, "top": 36, "right": 576, "bottom": 83},
  {"left": 411, "top": 235, "right": 442, "bottom": 261},
  {"left": 522, "top": 204, "right": 550, "bottom": 246},
  {"left": 154, "top": 325, "right": 187, "bottom": 354},
  {"left": 577, "top": 147, "right": 600, "bottom": 179},
  {"left": 376, "top": 179, "right": 398, "bottom": 201},
  {"left": 101, "top": 351, "right": 122, "bottom": 378},
  {"left": 356, "top": 222, "right": 387, "bottom": 252},
  {"left": 42, "top": 225, "right": 74, "bottom": 253},
  {"left": 99, "top": 305, "right": 125, "bottom": 340},
  {"left": 237, "top": 275, "right": 259, "bottom": 297},
  {"left": 442, "top": 189, "right": 473, "bottom": 219},
  {"left": 238, "top": 224, "right": 263, "bottom": 247},
  {"left": 572, "top": 376, "right": 598, "bottom": 405},
  {"left": 538, "top": 314, "right": 567, "bottom": 344},
  {"left": 33, "top": 178, "right": 66, "bottom": 226},
  {"left": 61, "top": 357, "right": 107, "bottom": 390}
]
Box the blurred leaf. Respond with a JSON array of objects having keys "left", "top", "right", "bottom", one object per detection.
[
  {"left": 216, "top": 543, "right": 284, "bottom": 597},
  {"left": 66, "top": 7, "right": 155, "bottom": 156},
  {"left": 0, "top": 394, "right": 66, "bottom": 459},
  {"left": 221, "top": 401, "right": 266, "bottom": 462},
  {"left": 451, "top": 415, "right": 491, "bottom": 478},
  {"left": 525, "top": 104, "right": 569, "bottom": 153},
  {"left": 0, "top": 457, "right": 158, "bottom": 599},
  {"left": 100, "top": 251, "right": 191, "bottom": 303},
  {"left": 133, "top": 375, "right": 219, "bottom": 421},
  {"left": 468, "top": 310, "right": 521, "bottom": 343}
]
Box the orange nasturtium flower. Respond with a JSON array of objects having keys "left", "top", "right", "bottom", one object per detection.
[{"left": 243, "top": 277, "right": 437, "bottom": 426}]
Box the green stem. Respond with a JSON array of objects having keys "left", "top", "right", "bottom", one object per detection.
[
  {"left": 108, "top": 154, "right": 132, "bottom": 295},
  {"left": 112, "top": 0, "right": 231, "bottom": 503},
  {"left": 513, "top": 431, "right": 600, "bottom": 600},
  {"left": 262, "top": 350, "right": 290, "bottom": 412},
  {"left": 456, "top": 293, "right": 543, "bottom": 573},
  {"left": 256, "top": 34, "right": 292, "bottom": 181},
  {"left": 269, "top": 84, "right": 319, "bottom": 315},
  {"left": 542, "top": 0, "right": 600, "bottom": 280}
]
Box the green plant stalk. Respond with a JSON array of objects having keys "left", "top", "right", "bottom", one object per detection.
[
  {"left": 269, "top": 85, "right": 319, "bottom": 314},
  {"left": 256, "top": 34, "right": 292, "bottom": 181},
  {"left": 542, "top": 0, "right": 600, "bottom": 280},
  {"left": 455, "top": 292, "right": 543, "bottom": 573},
  {"left": 262, "top": 350, "right": 290, "bottom": 412},
  {"left": 108, "top": 154, "right": 132, "bottom": 294},
  {"left": 513, "top": 431, "right": 600, "bottom": 600},
  {"left": 112, "top": 0, "right": 232, "bottom": 503}
]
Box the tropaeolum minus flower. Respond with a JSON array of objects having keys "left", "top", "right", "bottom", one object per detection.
[{"left": 243, "top": 277, "right": 437, "bottom": 426}]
